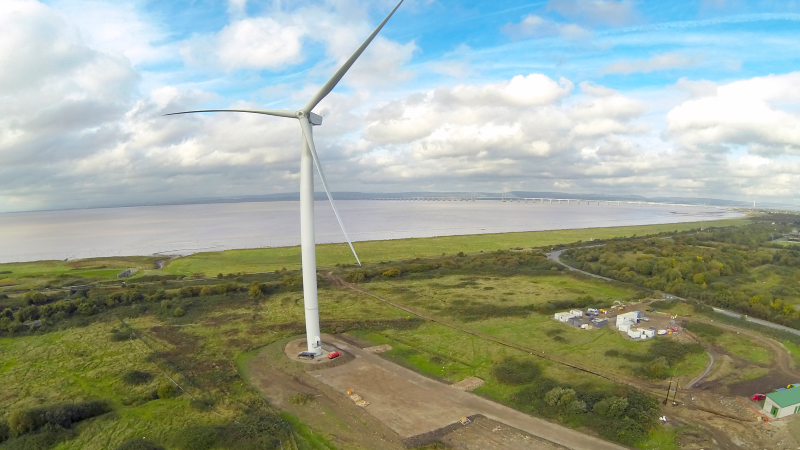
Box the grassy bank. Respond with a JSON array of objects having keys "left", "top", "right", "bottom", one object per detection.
[
  {"left": 0, "top": 219, "right": 746, "bottom": 284},
  {"left": 163, "top": 219, "right": 748, "bottom": 276}
]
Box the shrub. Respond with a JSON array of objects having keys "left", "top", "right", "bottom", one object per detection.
[
  {"left": 683, "top": 321, "right": 723, "bottom": 338},
  {"left": 345, "top": 271, "right": 366, "bottom": 283},
  {"left": 116, "top": 438, "right": 166, "bottom": 450},
  {"left": 173, "top": 307, "right": 185, "bottom": 317},
  {"left": 1, "top": 424, "right": 76, "bottom": 450},
  {"left": 640, "top": 356, "right": 670, "bottom": 379},
  {"left": 382, "top": 267, "right": 402, "bottom": 277},
  {"left": 157, "top": 383, "right": 182, "bottom": 399},
  {"left": 7, "top": 400, "right": 111, "bottom": 435},
  {"left": 288, "top": 393, "right": 315, "bottom": 405},
  {"left": 200, "top": 286, "right": 214, "bottom": 296},
  {"left": 121, "top": 370, "right": 154, "bottom": 386},
  {"left": 544, "top": 387, "right": 586, "bottom": 414},
  {"left": 110, "top": 328, "right": 134, "bottom": 342},
  {"left": 189, "top": 398, "right": 213, "bottom": 411},
  {"left": 172, "top": 425, "right": 221, "bottom": 450},
  {"left": 492, "top": 358, "right": 541, "bottom": 385},
  {"left": 0, "top": 420, "right": 9, "bottom": 442}
]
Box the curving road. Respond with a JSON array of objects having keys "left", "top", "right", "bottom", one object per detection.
[{"left": 548, "top": 248, "right": 800, "bottom": 338}]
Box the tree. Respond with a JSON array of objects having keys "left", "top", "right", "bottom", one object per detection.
[
  {"left": 641, "top": 356, "right": 669, "bottom": 379},
  {"left": 544, "top": 387, "right": 586, "bottom": 414},
  {"left": 593, "top": 396, "right": 628, "bottom": 419}
]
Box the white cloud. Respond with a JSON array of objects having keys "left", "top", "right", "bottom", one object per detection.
[
  {"left": 438, "top": 74, "right": 574, "bottom": 108},
  {"left": 666, "top": 72, "right": 800, "bottom": 155},
  {"left": 181, "top": 17, "right": 307, "bottom": 72},
  {"left": 227, "top": 0, "right": 247, "bottom": 18},
  {"left": 602, "top": 52, "right": 705, "bottom": 75},
  {"left": 48, "top": 0, "right": 171, "bottom": 66},
  {"left": 217, "top": 17, "right": 307, "bottom": 71},
  {"left": 4, "top": 0, "right": 800, "bottom": 212},
  {"left": 502, "top": 14, "right": 590, "bottom": 39}
]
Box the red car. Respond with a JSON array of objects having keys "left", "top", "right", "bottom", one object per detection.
[
  {"left": 750, "top": 394, "right": 766, "bottom": 401},
  {"left": 328, "top": 351, "right": 341, "bottom": 359}
]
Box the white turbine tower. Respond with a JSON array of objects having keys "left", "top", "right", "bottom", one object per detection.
[{"left": 166, "top": 1, "right": 404, "bottom": 355}]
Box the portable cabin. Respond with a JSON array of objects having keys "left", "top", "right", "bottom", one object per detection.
[
  {"left": 616, "top": 311, "right": 639, "bottom": 329},
  {"left": 627, "top": 329, "right": 642, "bottom": 339},
  {"left": 569, "top": 309, "right": 584, "bottom": 318},
  {"left": 643, "top": 329, "right": 656, "bottom": 338},
  {"left": 592, "top": 318, "right": 608, "bottom": 328},
  {"left": 618, "top": 323, "right": 631, "bottom": 333},
  {"left": 567, "top": 317, "right": 583, "bottom": 328},
  {"left": 554, "top": 312, "right": 574, "bottom": 322},
  {"left": 763, "top": 386, "right": 800, "bottom": 419}
]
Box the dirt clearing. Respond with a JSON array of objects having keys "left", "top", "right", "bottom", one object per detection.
[{"left": 439, "top": 415, "right": 568, "bottom": 450}]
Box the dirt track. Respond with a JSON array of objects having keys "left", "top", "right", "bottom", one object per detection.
[{"left": 315, "top": 335, "right": 629, "bottom": 450}]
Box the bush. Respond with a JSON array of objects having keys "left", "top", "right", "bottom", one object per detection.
[
  {"left": 110, "top": 328, "right": 134, "bottom": 342},
  {"left": 288, "top": 393, "right": 315, "bottom": 405},
  {"left": 683, "top": 321, "right": 723, "bottom": 338},
  {"left": 157, "top": 383, "right": 182, "bottom": 399},
  {"left": 639, "top": 356, "right": 670, "bottom": 379},
  {"left": 492, "top": 358, "right": 541, "bottom": 385},
  {"left": 7, "top": 400, "right": 111, "bottom": 435},
  {"left": 173, "top": 307, "right": 185, "bottom": 317},
  {"left": 121, "top": 370, "right": 154, "bottom": 386},
  {"left": 116, "top": 438, "right": 166, "bottom": 450},
  {"left": 382, "top": 267, "right": 402, "bottom": 277},
  {"left": 345, "top": 271, "right": 366, "bottom": 283},
  {"left": 0, "top": 419, "right": 9, "bottom": 442},
  {"left": 544, "top": 387, "right": 586, "bottom": 414},
  {"left": 1, "top": 424, "right": 76, "bottom": 450},
  {"left": 172, "top": 425, "right": 221, "bottom": 450}
]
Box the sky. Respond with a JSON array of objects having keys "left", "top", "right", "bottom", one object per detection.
[{"left": 2, "top": 0, "right": 800, "bottom": 213}]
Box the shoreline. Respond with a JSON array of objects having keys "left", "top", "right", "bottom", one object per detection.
[{"left": 0, "top": 218, "right": 749, "bottom": 276}]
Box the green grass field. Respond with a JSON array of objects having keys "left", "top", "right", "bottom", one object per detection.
[
  {"left": 0, "top": 217, "right": 753, "bottom": 449},
  {"left": 712, "top": 331, "right": 772, "bottom": 364},
  {"left": 163, "top": 219, "right": 748, "bottom": 276},
  {"left": 0, "top": 318, "right": 236, "bottom": 449},
  {"left": 355, "top": 273, "right": 705, "bottom": 380}
]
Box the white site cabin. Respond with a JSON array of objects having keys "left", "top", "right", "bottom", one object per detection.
[{"left": 763, "top": 386, "right": 800, "bottom": 419}]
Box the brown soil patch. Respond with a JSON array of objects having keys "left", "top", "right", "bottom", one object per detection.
[
  {"left": 727, "top": 372, "right": 799, "bottom": 398},
  {"left": 220, "top": 328, "right": 240, "bottom": 337},
  {"left": 452, "top": 377, "right": 485, "bottom": 392},
  {"left": 364, "top": 344, "right": 392, "bottom": 354},
  {"left": 244, "top": 338, "right": 407, "bottom": 450},
  {"left": 148, "top": 325, "right": 199, "bottom": 352},
  {"left": 439, "top": 416, "right": 568, "bottom": 450}
]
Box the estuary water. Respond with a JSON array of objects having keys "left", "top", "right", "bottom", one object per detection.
[{"left": 0, "top": 200, "right": 742, "bottom": 263}]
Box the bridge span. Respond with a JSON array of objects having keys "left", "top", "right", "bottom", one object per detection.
[{"left": 369, "top": 196, "right": 709, "bottom": 208}]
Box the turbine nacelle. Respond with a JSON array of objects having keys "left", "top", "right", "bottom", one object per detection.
[{"left": 297, "top": 111, "right": 323, "bottom": 126}]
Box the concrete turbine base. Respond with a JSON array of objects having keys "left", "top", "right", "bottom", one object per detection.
[{"left": 284, "top": 336, "right": 354, "bottom": 367}]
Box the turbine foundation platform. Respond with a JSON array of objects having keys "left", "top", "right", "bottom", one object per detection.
[{"left": 284, "top": 336, "right": 354, "bottom": 367}]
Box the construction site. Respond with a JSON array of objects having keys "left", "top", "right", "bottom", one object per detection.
[
  {"left": 554, "top": 302, "right": 680, "bottom": 339},
  {"left": 235, "top": 293, "right": 800, "bottom": 450}
]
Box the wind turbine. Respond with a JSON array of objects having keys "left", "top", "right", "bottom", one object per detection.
[{"left": 166, "top": 0, "right": 404, "bottom": 355}]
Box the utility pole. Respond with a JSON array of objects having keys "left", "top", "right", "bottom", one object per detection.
[
  {"left": 671, "top": 381, "right": 679, "bottom": 406},
  {"left": 663, "top": 380, "right": 673, "bottom": 405}
]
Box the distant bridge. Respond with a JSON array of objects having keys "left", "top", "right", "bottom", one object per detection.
[{"left": 369, "top": 196, "right": 711, "bottom": 208}]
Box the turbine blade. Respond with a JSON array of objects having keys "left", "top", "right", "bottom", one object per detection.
[
  {"left": 298, "top": 117, "right": 361, "bottom": 266},
  {"left": 164, "top": 109, "right": 296, "bottom": 119},
  {"left": 302, "top": 0, "right": 404, "bottom": 113}
]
